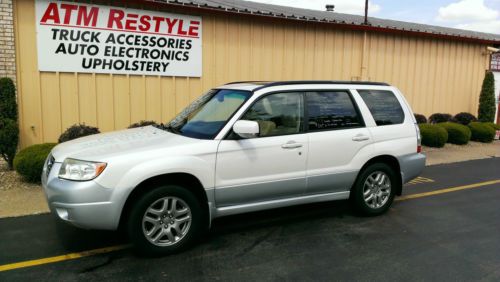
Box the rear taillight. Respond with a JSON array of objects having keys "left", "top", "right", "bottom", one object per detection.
[{"left": 415, "top": 123, "right": 422, "bottom": 153}]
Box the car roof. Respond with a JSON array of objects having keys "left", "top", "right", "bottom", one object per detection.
[{"left": 216, "top": 80, "right": 391, "bottom": 92}]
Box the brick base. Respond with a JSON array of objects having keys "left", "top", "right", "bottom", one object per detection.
[{"left": 0, "top": 0, "right": 16, "bottom": 84}]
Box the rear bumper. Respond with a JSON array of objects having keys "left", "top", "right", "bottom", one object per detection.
[
  {"left": 398, "top": 153, "right": 426, "bottom": 184},
  {"left": 42, "top": 161, "right": 121, "bottom": 230}
]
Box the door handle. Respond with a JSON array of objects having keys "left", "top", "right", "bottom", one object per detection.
[
  {"left": 281, "top": 141, "right": 303, "bottom": 149},
  {"left": 352, "top": 134, "right": 369, "bottom": 142}
]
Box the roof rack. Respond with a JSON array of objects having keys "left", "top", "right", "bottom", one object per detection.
[
  {"left": 224, "top": 81, "right": 270, "bottom": 85},
  {"left": 253, "top": 80, "right": 390, "bottom": 91}
]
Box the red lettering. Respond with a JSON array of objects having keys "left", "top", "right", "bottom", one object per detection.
[
  {"left": 40, "top": 3, "right": 60, "bottom": 24},
  {"left": 60, "top": 4, "right": 77, "bottom": 24},
  {"left": 177, "top": 19, "right": 187, "bottom": 35},
  {"left": 76, "top": 6, "right": 99, "bottom": 27},
  {"left": 139, "top": 15, "right": 151, "bottom": 32},
  {"left": 165, "top": 18, "right": 178, "bottom": 34},
  {"left": 152, "top": 16, "right": 164, "bottom": 33},
  {"left": 125, "top": 13, "right": 138, "bottom": 30},
  {"left": 107, "top": 9, "right": 124, "bottom": 29},
  {"left": 188, "top": 20, "right": 200, "bottom": 37}
]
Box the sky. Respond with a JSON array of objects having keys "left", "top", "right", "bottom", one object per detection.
[{"left": 243, "top": 0, "right": 500, "bottom": 34}]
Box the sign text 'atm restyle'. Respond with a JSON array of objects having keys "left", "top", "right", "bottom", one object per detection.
[{"left": 35, "top": 0, "right": 202, "bottom": 77}]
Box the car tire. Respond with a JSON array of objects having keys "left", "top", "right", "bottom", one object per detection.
[
  {"left": 127, "top": 185, "right": 204, "bottom": 256},
  {"left": 351, "top": 163, "right": 398, "bottom": 216}
]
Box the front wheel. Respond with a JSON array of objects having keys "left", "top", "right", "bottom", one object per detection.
[
  {"left": 127, "top": 185, "right": 204, "bottom": 256},
  {"left": 351, "top": 163, "right": 398, "bottom": 216}
]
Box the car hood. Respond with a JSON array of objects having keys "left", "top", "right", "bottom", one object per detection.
[{"left": 51, "top": 126, "right": 197, "bottom": 162}]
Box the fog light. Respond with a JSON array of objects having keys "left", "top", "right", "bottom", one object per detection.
[{"left": 55, "top": 208, "right": 69, "bottom": 221}]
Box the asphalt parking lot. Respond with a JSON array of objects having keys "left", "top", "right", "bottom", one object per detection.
[{"left": 1, "top": 157, "right": 499, "bottom": 281}]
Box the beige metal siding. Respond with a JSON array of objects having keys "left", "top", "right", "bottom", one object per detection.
[{"left": 14, "top": 0, "right": 490, "bottom": 147}]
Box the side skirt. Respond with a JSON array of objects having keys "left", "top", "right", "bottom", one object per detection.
[{"left": 211, "top": 191, "right": 350, "bottom": 219}]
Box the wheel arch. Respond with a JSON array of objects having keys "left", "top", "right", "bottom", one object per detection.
[
  {"left": 354, "top": 155, "right": 403, "bottom": 195},
  {"left": 118, "top": 173, "right": 210, "bottom": 230}
]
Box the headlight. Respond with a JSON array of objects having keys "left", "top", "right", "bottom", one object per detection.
[{"left": 58, "top": 158, "right": 107, "bottom": 181}]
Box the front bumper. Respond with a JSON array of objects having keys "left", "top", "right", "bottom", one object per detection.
[{"left": 42, "top": 160, "right": 121, "bottom": 230}]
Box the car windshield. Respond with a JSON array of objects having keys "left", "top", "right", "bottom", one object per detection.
[{"left": 166, "top": 89, "right": 252, "bottom": 139}]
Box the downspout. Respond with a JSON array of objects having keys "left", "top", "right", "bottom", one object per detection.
[
  {"left": 361, "top": 0, "right": 369, "bottom": 80},
  {"left": 361, "top": 31, "right": 368, "bottom": 80}
]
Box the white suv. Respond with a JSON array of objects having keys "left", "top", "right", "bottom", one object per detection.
[{"left": 42, "top": 81, "right": 425, "bottom": 255}]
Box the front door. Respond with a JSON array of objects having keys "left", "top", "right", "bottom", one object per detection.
[{"left": 215, "top": 92, "right": 308, "bottom": 207}]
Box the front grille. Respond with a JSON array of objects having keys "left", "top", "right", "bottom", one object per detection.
[{"left": 46, "top": 155, "right": 55, "bottom": 177}]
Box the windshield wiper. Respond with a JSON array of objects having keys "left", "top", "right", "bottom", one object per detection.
[{"left": 155, "top": 123, "right": 181, "bottom": 134}]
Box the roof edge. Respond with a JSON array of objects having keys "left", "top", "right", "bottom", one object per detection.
[{"left": 130, "top": 0, "right": 500, "bottom": 45}]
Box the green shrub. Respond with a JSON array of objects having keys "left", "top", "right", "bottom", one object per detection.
[
  {"left": 419, "top": 124, "right": 448, "bottom": 148},
  {"left": 59, "top": 123, "right": 100, "bottom": 143},
  {"left": 0, "top": 77, "right": 17, "bottom": 121},
  {"left": 0, "top": 77, "right": 19, "bottom": 170},
  {"left": 0, "top": 118, "right": 19, "bottom": 169},
  {"left": 453, "top": 112, "right": 477, "bottom": 125},
  {"left": 483, "top": 122, "right": 500, "bottom": 131},
  {"left": 128, "top": 120, "right": 158, "bottom": 128},
  {"left": 478, "top": 71, "right": 495, "bottom": 122},
  {"left": 437, "top": 122, "right": 471, "bottom": 145},
  {"left": 468, "top": 122, "right": 495, "bottom": 143},
  {"left": 14, "top": 143, "right": 56, "bottom": 183}
]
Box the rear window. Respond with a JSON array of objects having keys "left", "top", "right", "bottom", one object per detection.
[
  {"left": 306, "top": 91, "right": 364, "bottom": 131},
  {"left": 358, "top": 90, "right": 405, "bottom": 126}
]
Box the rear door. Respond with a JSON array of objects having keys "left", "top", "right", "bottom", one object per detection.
[{"left": 305, "top": 90, "right": 372, "bottom": 195}]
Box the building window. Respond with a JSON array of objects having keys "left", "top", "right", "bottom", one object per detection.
[
  {"left": 491, "top": 53, "right": 500, "bottom": 71},
  {"left": 306, "top": 91, "right": 363, "bottom": 131},
  {"left": 358, "top": 90, "right": 405, "bottom": 126}
]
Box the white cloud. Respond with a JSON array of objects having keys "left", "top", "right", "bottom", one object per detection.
[
  {"left": 436, "top": 0, "right": 500, "bottom": 34},
  {"left": 437, "top": 0, "right": 498, "bottom": 21},
  {"left": 243, "top": 0, "right": 381, "bottom": 15}
]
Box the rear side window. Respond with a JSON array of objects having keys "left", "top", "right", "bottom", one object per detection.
[
  {"left": 358, "top": 90, "right": 405, "bottom": 126},
  {"left": 306, "top": 91, "right": 364, "bottom": 131}
]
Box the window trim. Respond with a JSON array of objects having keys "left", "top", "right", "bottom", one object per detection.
[
  {"left": 357, "top": 89, "right": 406, "bottom": 127},
  {"left": 304, "top": 90, "right": 366, "bottom": 133},
  {"left": 224, "top": 90, "right": 307, "bottom": 140}
]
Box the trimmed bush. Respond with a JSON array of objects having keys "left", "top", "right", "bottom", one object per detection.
[
  {"left": 0, "top": 77, "right": 19, "bottom": 170},
  {"left": 58, "top": 123, "right": 100, "bottom": 143},
  {"left": 414, "top": 114, "right": 427, "bottom": 124},
  {"left": 0, "top": 118, "right": 19, "bottom": 169},
  {"left": 437, "top": 122, "right": 471, "bottom": 145},
  {"left": 128, "top": 120, "right": 158, "bottom": 128},
  {"left": 0, "top": 77, "right": 17, "bottom": 121},
  {"left": 483, "top": 122, "right": 500, "bottom": 131},
  {"left": 478, "top": 71, "right": 496, "bottom": 122},
  {"left": 453, "top": 112, "right": 477, "bottom": 125},
  {"left": 468, "top": 122, "right": 495, "bottom": 143},
  {"left": 419, "top": 124, "right": 448, "bottom": 148},
  {"left": 14, "top": 143, "right": 56, "bottom": 183},
  {"left": 429, "top": 113, "right": 452, "bottom": 124}
]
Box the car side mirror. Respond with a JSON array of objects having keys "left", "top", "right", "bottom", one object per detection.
[{"left": 233, "top": 120, "right": 259, "bottom": 139}]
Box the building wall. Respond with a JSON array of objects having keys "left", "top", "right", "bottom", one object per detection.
[
  {"left": 0, "top": 0, "right": 15, "bottom": 83},
  {"left": 14, "top": 0, "right": 490, "bottom": 147}
]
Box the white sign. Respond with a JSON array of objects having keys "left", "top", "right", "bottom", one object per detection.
[{"left": 35, "top": 0, "right": 202, "bottom": 77}]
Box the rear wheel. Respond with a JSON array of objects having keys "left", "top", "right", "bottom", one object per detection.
[
  {"left": 351, "top": 163, "right": 398, "bottom": 216},
  {"left": 127, "top": 185, "right": 204, "bottom": 256}
]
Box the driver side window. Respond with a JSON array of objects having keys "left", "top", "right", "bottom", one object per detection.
[{"left": 242, "top": 92, "right": 304, "bottom": 137}]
